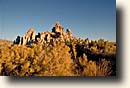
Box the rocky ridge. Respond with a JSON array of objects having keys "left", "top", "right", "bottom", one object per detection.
[
  {"left": 0, "top": 22, "right": 116, "bottom": 76},
  {"left": 13, "top": 22, "right": 73, "bottom": 45}
]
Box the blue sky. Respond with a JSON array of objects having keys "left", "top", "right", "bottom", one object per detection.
[{"left": 0, "top": 0, "right": 116, "bottom": 41}]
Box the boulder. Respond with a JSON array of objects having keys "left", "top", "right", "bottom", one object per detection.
[
  {"left": 66, "top": 28, "right": 72, "bottom": 37},
  {"left": 14, "top": 36, "right": 21, "bottom": 44}
]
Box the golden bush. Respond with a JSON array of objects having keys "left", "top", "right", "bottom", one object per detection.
[{"left": 0, "top": 39, "right": 116, "bottom": 76}]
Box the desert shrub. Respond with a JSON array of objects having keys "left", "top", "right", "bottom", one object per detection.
[
  {"left": 96, "top": 59, "right": 112, "bottom": 76},
  {"left": 0, "top": 38, "right": 116, "bottom": 76},
  {"left": 0, "top": 42, "right": 75, "bottom": 76},
  {"left": 37, "top": 42, "right": 75, "bottom": 76},
  {"left": 73, "top": 53, "right": 112, "bottom": 76}
]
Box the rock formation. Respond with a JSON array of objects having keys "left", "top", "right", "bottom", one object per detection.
[
  {"left": 13, "top": 22, "right": 73, "bottom": 46},
  {"left": 14, "top": 28, "right": 36, "bottom": 45},
  {"left": 52, "top": 21, "right": 64, "bottom": 34}
]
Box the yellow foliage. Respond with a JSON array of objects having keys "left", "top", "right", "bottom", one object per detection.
[{"left": 0, "top": 39, "right": 116, "bottom": 76}]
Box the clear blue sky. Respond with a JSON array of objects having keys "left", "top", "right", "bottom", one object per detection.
[{"left": 0, "top": 0, "right": 116, "bottom": 42}]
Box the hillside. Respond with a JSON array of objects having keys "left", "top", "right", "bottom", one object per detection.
[
  {"left": 0, "top": 22, "right": 116, "bottom": 76},
  {"left": 0, "top": 39, "right": 12, "bottom": 49}
]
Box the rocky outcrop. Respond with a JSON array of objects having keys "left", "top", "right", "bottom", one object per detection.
[
  {"left": 14, "top": 28, "right": 36, "bottom": 45},
  {"left": 66, "top": 28, "right": 72, "bottom": 37},
  {"left": 13, "top": 22, "right": 73, "bottom": 46},
  {"left": 52, "top": 21, "right": 64, "bottom": 34}
]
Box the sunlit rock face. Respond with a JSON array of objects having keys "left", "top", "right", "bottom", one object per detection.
[
  {"left": 14, "top": 28, "right": 36, "bottom": 45},
  {"left": 52, "top": 21, "right": 64, "bottom": 34},
  {"left": 25, "top": 28, "right": 36, "bottom": 41},
  {"left": 66, "top": 28, "right": 72, "bottom": 37},
  {"left": 13, "top": 22, "right": 73, "bottom": 45}
]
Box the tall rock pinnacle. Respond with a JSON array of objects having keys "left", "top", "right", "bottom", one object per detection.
[
  {"left": 52, "top": 21, "right": 64, "bottom": 34},
  {"left": 13, "top": 22, "right": 73, "bottom": 46}
]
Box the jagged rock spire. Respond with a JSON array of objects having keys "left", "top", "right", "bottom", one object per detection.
[
  {"left": 52, "top": 21, "right": 64, "bottom": 34},
  {"left": 14, "top": 22, "right": 73, "bottom": 46},
  {"left": 55, "top": 21, "right": 60, "bottom": 27},
  {"left": 25, "top": 28, "right": 36, "bottom": 40}
]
